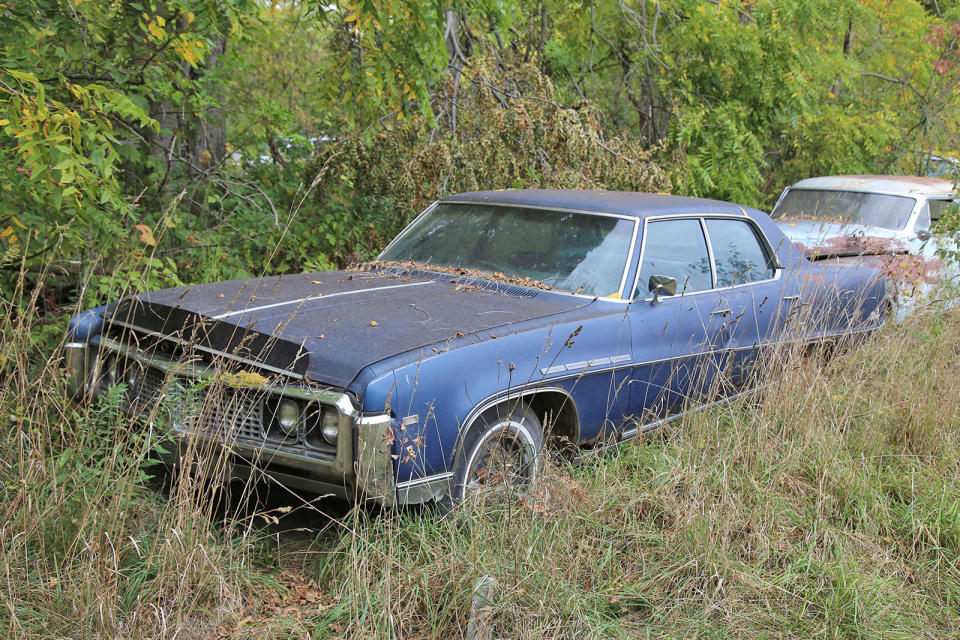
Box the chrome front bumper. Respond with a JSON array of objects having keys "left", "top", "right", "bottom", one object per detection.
[{"left": 69, "top": 338, "right": 398, "bottom": 506}]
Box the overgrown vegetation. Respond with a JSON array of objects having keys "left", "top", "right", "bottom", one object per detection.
[{"left": 3, "top": 283, "right": 960, "bottom": 638}]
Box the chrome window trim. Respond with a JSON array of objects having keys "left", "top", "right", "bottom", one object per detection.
[
  {"left": 629, "top": 213, "right": 783, "bottom": 303},
  {"left": 700, "top": 217, "right": 719, "bottom": 290},
  {"left": 376, "top": 200, "right": 440, "bottom": 257},
  {"left": 377, "top": 199, "right": 640, "bottom": 302}
]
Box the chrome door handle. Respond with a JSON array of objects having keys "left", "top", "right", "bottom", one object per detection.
[{"left": 710, "top": 308, "right": 732, "bottom": 317}]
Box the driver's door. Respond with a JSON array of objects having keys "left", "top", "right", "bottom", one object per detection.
[{"left": 626, "top": 217, "right": 728, "bottom": 426}]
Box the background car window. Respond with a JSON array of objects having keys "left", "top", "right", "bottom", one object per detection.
[
  {"left": 772, "top": 189, "right": 915, "bottom": 230},
  {"left": 927, "top": 199, "right": 958, "bottom": 229},
  {"left": 705, "top": 219, "right": 776, "bottom": 286},
  {"left": 634, "top": 219, "right": 712, "bottom": 298}
]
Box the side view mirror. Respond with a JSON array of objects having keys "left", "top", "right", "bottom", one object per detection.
[
  {"left": 917, "top": 228, "right": 932, "bottom": 242},
  {"left": 648, "top": 274, "right": 678, "bottom": 304}
]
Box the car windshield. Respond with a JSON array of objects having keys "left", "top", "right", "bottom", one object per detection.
[
  {"left": 379, "top": 203, "right": 636, "bottom": 297},
  {"left": 772, "top": 189, "right": 916, "bottom": 230}
]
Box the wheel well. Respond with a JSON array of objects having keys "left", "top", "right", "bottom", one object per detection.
[{"left": 527, "top": 391, "right": 579, "bottom": 453}]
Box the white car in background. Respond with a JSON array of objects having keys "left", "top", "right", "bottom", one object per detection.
[{"left": 771, "top": 175, "right": 958, "bottom": 313}]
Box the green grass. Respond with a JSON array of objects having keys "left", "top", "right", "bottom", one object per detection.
[{"left": 2, "top": 302, "right": 960, "bottom": 638}]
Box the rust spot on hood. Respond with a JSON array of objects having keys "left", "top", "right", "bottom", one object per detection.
[
  {"left": 835, "top": 253, "right": 944, "bottom": 286},
  {"left": 806, "top": 233, "right": 908, "bottom": 259}
]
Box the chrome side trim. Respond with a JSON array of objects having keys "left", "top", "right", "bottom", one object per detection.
[
  {"left": 397, "top": 471, "right": 454, "bottom": 489},
  {"left": 533, "top": 325, "right": 879, "bottom": 385},
  {"left": 574, "top": 387, "right": 768, "bottom": 461},
  {"left": 396, "top": 472, "right": 454, "bottom": 505},
  {"left": 540, "top": 354, "right": 632, "bottom": 375}
]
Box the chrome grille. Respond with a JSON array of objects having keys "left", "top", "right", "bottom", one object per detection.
[
  {"left": 128, "top": 365, "right": 168, "bottom": 408},
  {"left": 183, "top": 388, "right": 266, "bottom": 443}
]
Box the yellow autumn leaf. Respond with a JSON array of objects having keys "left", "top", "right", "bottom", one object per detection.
[
  {"left": 369, "top": 320, "right": 378, "bottom": 326},
  {"left": 0, "top": 119, "right": 8, "bottom": 126},
  {"left": 186, "top": 12, "right": 195, "bottom": 23},
  {"left": 11, "top": 216, "right": 26, "bottom": 229},
  {"left": 134, "top": 223, "right": 157, "bottom": 247},
  {"left": 147, "top": 21, "right": 164, "bottom": 39},
  {"left": 156, "top": 15, "right": 165, "bottom": 27},
  {"left": 0, "top": 226, "right": 13, "bottom": 240}
]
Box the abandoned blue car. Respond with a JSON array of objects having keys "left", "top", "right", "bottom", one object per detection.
[{"left": 65, "top": 190, "right": 886, "bottom": 506}]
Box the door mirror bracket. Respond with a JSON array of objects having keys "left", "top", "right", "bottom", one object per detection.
[{"left": 648, "top": 275, "right": 678, "bottom": 304}]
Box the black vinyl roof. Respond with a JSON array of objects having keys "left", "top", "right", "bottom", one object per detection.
[{"left": 443, "top": 189, "right": 760, "bottom": 219}]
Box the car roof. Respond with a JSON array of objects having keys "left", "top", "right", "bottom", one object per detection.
[
  {"left": 442, "top": 189, "right": 760, "bottom": 219},
  {"left": 787, "top": 175, "right": 955, "bottom": 196}
]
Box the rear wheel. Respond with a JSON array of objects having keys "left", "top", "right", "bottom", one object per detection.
[{"left": 448, "top": 404, "right": 544, "bottom": 504}]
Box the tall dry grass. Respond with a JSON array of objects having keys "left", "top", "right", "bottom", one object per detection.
[{"left": 302, "top": 306, "right": 960, "bottom": 638}]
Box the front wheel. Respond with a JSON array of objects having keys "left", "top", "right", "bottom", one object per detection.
[{"left": 448, "top": 404, "right": 544, "bottom": 504}]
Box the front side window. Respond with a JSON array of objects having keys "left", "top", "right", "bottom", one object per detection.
[
  {"left": 634, "top": 219, "right": 712, "bottom": 299},
  {"left": 379, "top": 203, "right": 635, "bottom": 297},
  {"left": 705, "top": 219, "right": 776, "bottom": 287},
  {"left": 772, "top": 189, "right": 916, "bottom": 231}
]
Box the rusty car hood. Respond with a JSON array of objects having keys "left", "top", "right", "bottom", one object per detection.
[
  {"left": 776, "top": 218, "right": 908, "bottom": 257},
  {"left": 106, "top": 269, "right": 591, "bottom": 388}
]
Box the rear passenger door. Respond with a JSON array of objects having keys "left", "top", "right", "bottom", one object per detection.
[
  {"left": 702, "top": 217, "right": 781, "bottom": 389},
  {"left": 627, "top": 218, "right": 729, "bottom": 425}
]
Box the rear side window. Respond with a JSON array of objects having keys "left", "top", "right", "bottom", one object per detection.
[
  {"left": 917, "top": 200, "right": 957, "bottom": 229},
  {"left": 705, "top": 219, "right": 776, "bottom": 286},
  {"left": 634, "top": 219, "right": 712, "bottom": 298}
]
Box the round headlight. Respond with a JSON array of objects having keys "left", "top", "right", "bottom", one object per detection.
[
  {"left": 321, "top": 411, "right": 339, "bottom": 445},
  {"left": 276, "top": 399, "right": 300, "bottom": 434}
]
